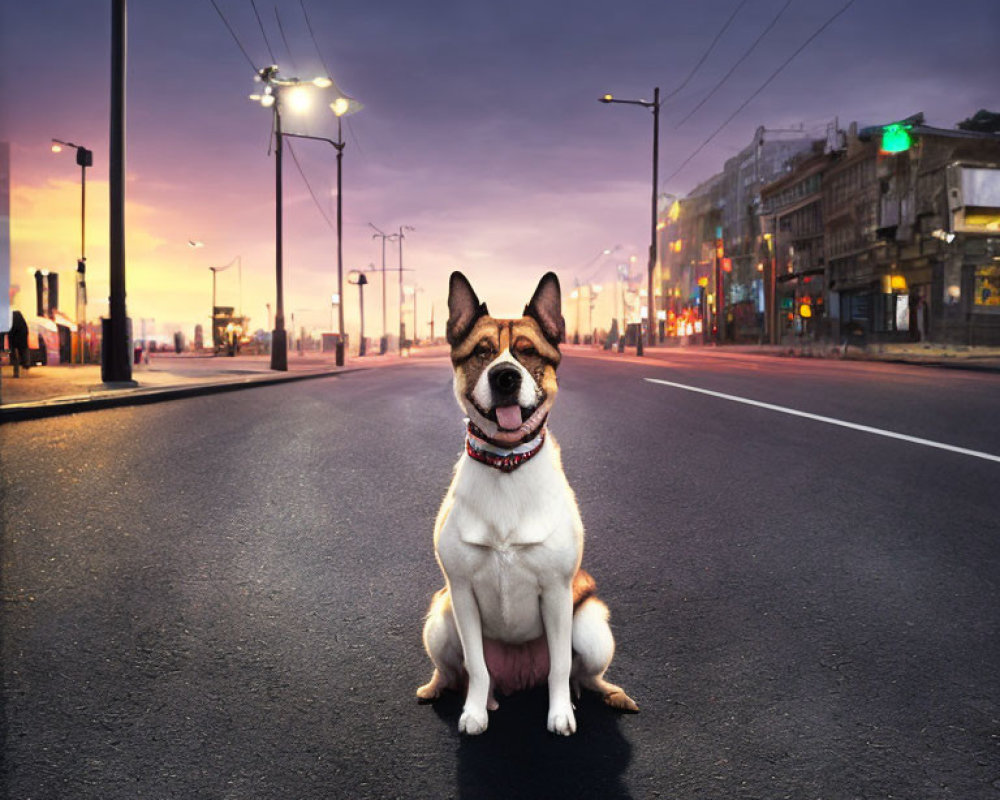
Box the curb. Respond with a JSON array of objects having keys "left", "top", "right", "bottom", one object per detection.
[
  {"left": 629, "top": 344, "right": 1000, "bottom": 374},
  {"left": 838, "top": 355, "right": 1000, "bottom": 373},
  {"left": 0, "top": 367, "right": 362, "bottom": 424}
]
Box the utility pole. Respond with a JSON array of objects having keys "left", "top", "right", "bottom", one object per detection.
[
  {"left": 412, "top": 285, "right": 418, "bottom": 346},
  {"left": 648, "top": 85, "right": 659, "bottom": 350},
  {"left": 102, "top": 0, "right": 133, "bottom": 384},
  {"left": 397, "top": 225, "right": 414, "bottom": 348},
  {"left": 271, "top": 84, "right": 287, "bottom": 370},
  {"left": 369, "top": 223, "right": 395, "bottom": 353},
  {"left": 334, "top": 114, "right": 346, "bottom": 365}
]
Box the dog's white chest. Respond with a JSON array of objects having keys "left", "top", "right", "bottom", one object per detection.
[
  {"left": 435, "top": 442, "right": 583, "bottom": 642},
  {"left": 445, "top": 445, "right": 577, "bottom": 548}
]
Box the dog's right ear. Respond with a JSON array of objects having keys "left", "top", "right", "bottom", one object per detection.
[{"left": 447, "top": 271, "right": 489, "bottom": 346}]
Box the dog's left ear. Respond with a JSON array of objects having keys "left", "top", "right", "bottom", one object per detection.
[{"left": 523, "top": 272, "right": 565, "bottom": 345}]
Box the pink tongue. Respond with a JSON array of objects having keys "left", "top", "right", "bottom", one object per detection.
[{"left": 495, "top": 405, "right": 523, "bottom": 431}]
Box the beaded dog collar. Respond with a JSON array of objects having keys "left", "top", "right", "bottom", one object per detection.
[{"left": 465, "top": 424, "right": 546, "bottom": 473}]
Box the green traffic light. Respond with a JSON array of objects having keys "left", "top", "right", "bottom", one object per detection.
[{"left": 881, "top": 123, "right": 913, "bottom": 153}]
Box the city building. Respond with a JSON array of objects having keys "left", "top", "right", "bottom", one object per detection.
[
  {"left": 760, "top": 140, "right": 831, "bottom": 342},
  {"left": 822, "top": 113, "right": 1000, "bottom": 345},
  {"left": 660, "top": 111, "right": 1000, "bottom": 346},
  {"left": 659, "top": 127, "right": 814, "bottom": 341}
]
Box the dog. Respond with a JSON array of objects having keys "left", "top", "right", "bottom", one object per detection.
[{"left": 416, "top": 271, "right": 638, "bottom": 736}]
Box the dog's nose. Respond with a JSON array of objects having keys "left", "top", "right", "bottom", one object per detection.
[{"left": 488, "top": 364, "right": 521, "bottom": 397}]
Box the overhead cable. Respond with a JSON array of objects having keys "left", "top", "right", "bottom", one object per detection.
[
  {"left": 249, "top": 0, "right": 277, "bottom": 64},
  {"left": 299, "top": 0, "right": 333, "bottom": 80},
  {"left": 664, "top": 0, "right": 858, "bottom": 186},
  {"left": 286, "top": 139, "right": 336, "bottom": 229},
  {"left": 674, "top": 0, "right": 793, "bottom": 128},
  {"left": 664, "top": 0, "right": 750, "bottom": 101},
  {"left": 208, "top": 0, "right": 259, "bottom": 70},
  {"left": 274, "top": 7, "right": 299, "bottom": 75}
]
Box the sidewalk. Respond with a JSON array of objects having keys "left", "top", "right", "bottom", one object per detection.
[
  {"left": 0, "top": 346, "right": 450, "bottom": 423},
  {"left": 4, "top": 339, "right": 999, "bottom": 423},
  {"left": 737, "top": 340, "right": 1000, "bottom": 369}
]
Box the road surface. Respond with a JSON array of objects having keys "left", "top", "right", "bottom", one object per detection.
[{"left": 2, "top": 350, "right": 998, "bottom": 798}]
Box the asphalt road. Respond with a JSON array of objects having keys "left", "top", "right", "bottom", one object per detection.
[{"left": 2, "top": 351, "right": 998, "bottom": 799}]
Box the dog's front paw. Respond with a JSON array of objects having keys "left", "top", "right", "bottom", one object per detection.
[
  {"left": 547, "top": 704, "right": 577, "bottom": 736},
  {"left": 459, "top": 707, "right": 489, "bottom": 735}
]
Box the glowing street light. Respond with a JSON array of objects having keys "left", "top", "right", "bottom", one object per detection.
[
  {"left": 286, "top": 86, "right": 312, "bottom": 114},
  {"left": 348, "top": 269, "right": 369, "bottom": 356},
  {"left": 250, "top": 65, "right": 360, "bottom": 369},
  {"left": 598, "top": 87, "right": 662, "bottom": 354},
  {"left": 331, "top": 96, "right": 350, "bottom": 117},
  {"left": 51, "top": 137, "right": 93, "bottom": 363}
]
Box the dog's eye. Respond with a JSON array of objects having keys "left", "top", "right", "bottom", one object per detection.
[
  {"left": 475, "top": 343, "right": 495, "bottom": 359},
  {"left": 516, "top": 345, "right": 538, "bottom": 358}
]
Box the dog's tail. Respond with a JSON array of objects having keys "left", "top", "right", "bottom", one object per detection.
[{"left": 572, "top": 569, "right": 597, "bottom": 610}]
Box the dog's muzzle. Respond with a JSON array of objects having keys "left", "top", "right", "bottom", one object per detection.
[
  {"left": 488, "top": 364, "right": 522, "bottom": 400},
  {"left": 486, "top": 364, "right": 525, "bottom": 431}
]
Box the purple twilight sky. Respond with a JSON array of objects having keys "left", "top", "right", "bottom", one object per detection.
[{"left": 1, "top": 0, "right": 997, "bottom": 340}]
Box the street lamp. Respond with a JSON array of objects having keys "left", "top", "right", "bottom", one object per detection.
[
  {"left": 250, "top": 65, "right": 360, "bottom": 370},
  {"left": 599, "top": 88, "right": 661, "bottom": 355},
  {"left": 51, "top": 137, "right": 92, "bottom": 362},
  {"left": 208, "top": 255, "right": 240, "bottom": 354},
  {"left": 348, "top": 270, "right": 369, "bottom": 356}
]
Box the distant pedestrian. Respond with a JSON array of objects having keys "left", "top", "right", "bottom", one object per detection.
[
  {"left": 910, "top": 291, "right": 928, "bottom": 342},
  {"left": 9, "top": 310, "right": 29, "bottom": 377}
]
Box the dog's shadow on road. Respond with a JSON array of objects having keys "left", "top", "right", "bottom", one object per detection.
[{"left": 432, "top": 687, "right": 634, "bottom": 800}]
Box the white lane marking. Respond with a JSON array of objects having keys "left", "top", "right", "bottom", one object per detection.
[{"left": 644, "top": 377, "right": 1000, "bottom": 464}]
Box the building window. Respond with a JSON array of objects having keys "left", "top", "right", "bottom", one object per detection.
[{"left": 973, "top": 264, "right": 1000, "bottom": 311}]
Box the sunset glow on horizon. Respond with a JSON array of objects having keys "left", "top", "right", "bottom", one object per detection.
[{"left": 3, "top": 0, "right": 997, "bottom": 344}]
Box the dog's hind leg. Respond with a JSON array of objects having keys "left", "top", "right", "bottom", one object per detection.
[
  {"left": 570, "top": 596, "right": 639, "bottom": 713},
  {"left": 416, "top": 588, "right": 464, "bottom": 702}
]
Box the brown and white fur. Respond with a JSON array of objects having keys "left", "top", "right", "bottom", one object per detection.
[{"left": 416, "top": 271, "right": 638, "bottom": 736}]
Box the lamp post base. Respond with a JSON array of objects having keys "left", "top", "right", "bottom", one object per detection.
[
  {"left": 101, "top": 316, "right": 135, "bottom": 383},
  {"left": 270, "top": 328, "right": 288, "bottom": 371}
]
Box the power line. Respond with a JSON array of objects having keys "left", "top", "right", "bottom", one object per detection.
[
  {"left": 664, "top": 0, "right": 750, "bottom": 101},
  {"left": 249, "top": 0, "right": 277, "bottom": 64},
  {"left": 285, "top": 139, "right": 335, "bottom": 229},
  {"left": 274, "top": 6, "right": 298, "bottom": 75},
  {"left": 664, "top": 0, "right": 857, "bottom": 186},
  {"left": 299, "top": 0, "right": 366, "bottom": 162},
  {"left": 674, "top": 0, "right": 793, "bottom": 128},
  {"left": 299, "top": 0, "right": 332, "bottom": 79},
  {"left": 344, "top": 117, "right": 366, "bottom": 160},
  {"left": 208, "top": 0, "right": 259, "bottom": 71}
]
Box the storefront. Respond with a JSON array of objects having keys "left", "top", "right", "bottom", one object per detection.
[
  {"left": 776, "top": 270, "right": 826, "bottom": 339},
  {"left": 967, "top": 256, "right": 1000, "bottom": 344}
]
